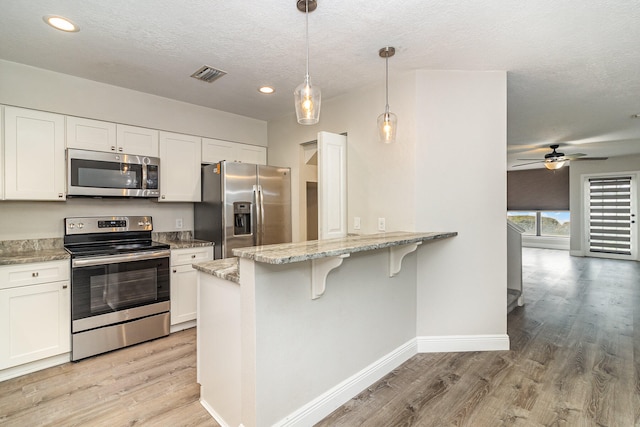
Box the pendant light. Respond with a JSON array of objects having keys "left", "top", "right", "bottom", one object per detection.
[
  {"left": 294, "top": 0, "right": 321, "bottom": 125},
  {"left": 377, "top": 46, "right": 397, "bottom": 144}
]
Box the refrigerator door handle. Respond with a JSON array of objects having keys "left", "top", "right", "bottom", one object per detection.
[{"left": 257, "top": 184, "right": 265, "bottom": 245}]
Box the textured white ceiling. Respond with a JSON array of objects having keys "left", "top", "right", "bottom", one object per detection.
[{"left": 2, "top": 0, "right": 640, "bottom": 169}]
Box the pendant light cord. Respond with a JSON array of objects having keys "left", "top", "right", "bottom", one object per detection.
[
  {"left": 385, "top": 55, "right": 389, "bottom": 113},
  {"left": 305, "top": 0, "right": 310, "bottom": 81}
]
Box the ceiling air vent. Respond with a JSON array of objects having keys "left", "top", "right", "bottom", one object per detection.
[{"left": 190, "top": 65, "right": 227, "bottom": 83}]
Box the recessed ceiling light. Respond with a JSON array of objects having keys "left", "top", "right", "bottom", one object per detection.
[
  {"left": 259, "top": 86, "right": 275, "bottom": 94},
  {"left": 43, "top": 15, "right": 79, "bottom": 32}
]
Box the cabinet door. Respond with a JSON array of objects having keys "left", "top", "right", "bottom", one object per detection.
[
  {"left": 202, "top": 138, "right": 238, "bottom": 164},
  {"left": 0, "top": 281, "right": 71, "bottom": 369},
  {"left": 4, "top": 107, "right": 66, "bottom": 200},
  {"left": 66, "top": 116, "right": 116, "bottom": 152},
  {"left": 117, "top": 124, "right": 159, "bottom": 157},
  {"left": 0, "top": 106, "right": 4, "bottom": 200},
  {"left": 159, "top": 131, "right": 201, "bottom": 202},
  {"left": 170, "top": 264, "right": 198, "bottom": 325},
  {"left": 237, "top": 145, "right": 267, "bottom": 165}
]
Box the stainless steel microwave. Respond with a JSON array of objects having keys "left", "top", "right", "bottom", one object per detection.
[{"left": 67, "top": 149, "right": 160, "bottom": 197}]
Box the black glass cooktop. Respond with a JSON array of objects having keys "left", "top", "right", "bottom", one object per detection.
[{"left": 65, "top": 240, "right": 170, "bottom": 257}]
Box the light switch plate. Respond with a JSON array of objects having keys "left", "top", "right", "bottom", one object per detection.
[
  {"left": 354, "top": 217, "right": 361, "bottom": 230},
  {"left": 176, "top": 218, "right": 183, "bottom": 229},
  {"left": 378, "top": 217, "right": 385, "bottom": 231}
]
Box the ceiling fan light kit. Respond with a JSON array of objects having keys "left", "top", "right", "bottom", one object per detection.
[
  {"left": 377, "top": 46, "right": 397, "bottom": 144},
  {"left": 294, "top": 0, "right": 321, "bottom": 125}
]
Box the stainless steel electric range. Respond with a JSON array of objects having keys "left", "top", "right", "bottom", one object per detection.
[{"left": 64, "top": 216, "right": 170, "bottom": 361}]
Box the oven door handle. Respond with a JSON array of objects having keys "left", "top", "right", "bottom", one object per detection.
[{"left": 72, "top": 250, "right": 170, "bottom": 268}]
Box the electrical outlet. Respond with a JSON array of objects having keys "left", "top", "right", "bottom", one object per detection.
[
  {"left": 378, "top": 217, "right": 386, "bottom": 231},
  {"left": 354, "top": 217, "right": 361, "bottom": 230},
  {"left": 175, "top": 218, "right": 183, "bottom": 229}
]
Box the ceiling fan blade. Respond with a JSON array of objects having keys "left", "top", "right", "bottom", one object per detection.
[
  {"left": 512, "top": 160, "right": 545, "bottom": 167},
  {"left": 563, "top": 153, "right": 586, "bottom": 160},
  {"left": 572, "top": 156, "right": 609, "bottom": 161},
  {"left": 516, "top": 158, "right": 546, "bottom": 161}
]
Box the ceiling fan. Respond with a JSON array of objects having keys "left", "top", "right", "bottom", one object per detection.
[{"left": 513, "top": 144, "right": 608, "bottom": 170}]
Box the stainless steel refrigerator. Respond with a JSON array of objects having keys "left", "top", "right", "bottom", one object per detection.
[{"left": 194, "top": 161, "right": 292, "bottom": 259}]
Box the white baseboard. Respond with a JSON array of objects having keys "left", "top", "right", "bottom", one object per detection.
[
  {"left": 522, "top": 236, "right": 569, "bottom": 250},
  {"left": 417, "top": 334, "right": 510, "bottom": 353},
  {"left": 170, "top": 320, "right": 196, "bottom": 333},
  {"left": 0, "top": 353, "right": 70, "bottom": 382},
  {"left": 200, "top": 397, "right": 233, "bottom": 427},
  {"left": 274, "top": 339, "right": 417, "bottom": 427},
  {"left": 569, "top": 250, "right": 585, "bottom": 257}
]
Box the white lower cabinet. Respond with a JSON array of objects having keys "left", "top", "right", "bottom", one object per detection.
[
  {"left": 0, "top": 260, "right": 71, "bottom": 371},
  {"left": 170, "top": 247, "right": 213, "bottom": 327}
]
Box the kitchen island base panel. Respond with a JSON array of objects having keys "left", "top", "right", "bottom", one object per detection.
[{"left": 199, "top": 248, "right": 417, "bottom": 427}]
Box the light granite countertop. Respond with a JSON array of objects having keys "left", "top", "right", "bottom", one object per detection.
[
  {"left": 0, "top": 238, "right": 70, "bottom": 265},
  {"left": 192, "top": 258, "right": 239, "bottom": 283},
  {"left": 232, "top": 231, "right": 457, "bottom": 265},
  {"left": 153, "top": 231, "right": 213, "bottom": 249}
]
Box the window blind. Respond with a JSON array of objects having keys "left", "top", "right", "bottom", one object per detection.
[{"left": 588, "top": 176, "right": 632, "bottom": 255}]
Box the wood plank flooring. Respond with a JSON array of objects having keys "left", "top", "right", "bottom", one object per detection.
[
  {"left": 0, "top": 248, "right": 637, "bottom": 426},
  {"left": 0, "top": 328, "right": 218, "bottom": 427},
  {"left": 316, "top": 248, "right": 640, "bottom": 426}
]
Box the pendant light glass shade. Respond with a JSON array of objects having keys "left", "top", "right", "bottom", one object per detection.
[
  {"left": 295, "top": 0, "right": 321, "bottom": 125},
  {"left": 378, "top": 46, "right": 396, "bottom": 143},
  {"left": 378, "top": 110, "right": 397, "bottom": 144},
  {"left": 295, "top": 75, "right": 321, "bottom": 124}
]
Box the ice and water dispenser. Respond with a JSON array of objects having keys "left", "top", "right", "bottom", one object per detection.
[{"left": 233, "top": 202, "right": 252, "bottom": 236}]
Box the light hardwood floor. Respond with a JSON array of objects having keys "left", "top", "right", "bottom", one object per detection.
[
  {"left": 0, "top": 328, "right": 218, "bottom": 427},
  {"left": 316, "top": 248, "right": 640, "bottom": 426},
  {"left": 1, "top": 248, "right": 637, "bottom": 426}
]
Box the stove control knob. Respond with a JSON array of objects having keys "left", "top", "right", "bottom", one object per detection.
[
  {"left": 145, "top": 221, "right": 151, "bottom": 227},
  {"left": 78, "top": 223, "right": 84, "bottom": 229},
  {"left": 138, "top": 221, "right": 144, "bottom": 227},
  {"left": 69, "top": 223, "right": 75, "bottom": 229}
]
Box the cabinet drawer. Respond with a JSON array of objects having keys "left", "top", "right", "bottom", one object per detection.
[
  {"left": 170, "top": 247, "right": 213, "bottom": 266},
  {"left": 0, "top": 260, "right": 70, "bottom": 290}
]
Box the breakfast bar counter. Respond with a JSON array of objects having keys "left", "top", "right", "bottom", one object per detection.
[{"left": 195, "top": 231, "right": 456, "bottom": 427}]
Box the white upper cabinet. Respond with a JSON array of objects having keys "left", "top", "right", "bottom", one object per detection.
[
  {"left": 4, "top": 107, "right": 66, "bottom": 200},
  {"left": 202, "top": 138, "right": 266, "bottom": 165},
  {"left": 66, "top": 116, "right": 158, "bottom": 157},
  {"left": 116, "top": 124, "right": 159, "bottom": 157},
  {"left": 159, "top": 131, "right": 201, "bottom": 202},
  {"left": 66, "top": 116, "right": 116, "bottom": 152},
  {"left": 0, "top": 106, "right": 4, "bottom": 200}
]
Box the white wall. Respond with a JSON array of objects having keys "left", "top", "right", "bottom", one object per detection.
[
  {"left": 569, "top": 154, "right": 640, "bottom": 255},
  {"left": 267, "top": 70, "right": 507, "bottom": 340},
  {"left": 414, "top": 70, "right": 507, "bottom": 337},
  {"left": 0, "top": 60, "right": 267, "bottom": 146},
  {"left": 0, "top": 199, "right": 193, "bottom": 239},
  {"left": 0, "top": 60, "right": 269, "bottom": 240},
  {"left": 268, "top": 72, "right": 416, "bottom": 241}
]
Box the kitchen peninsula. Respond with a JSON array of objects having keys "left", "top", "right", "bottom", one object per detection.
[{"left": 194, "top": 231, "right": 456, "bottom": 427}]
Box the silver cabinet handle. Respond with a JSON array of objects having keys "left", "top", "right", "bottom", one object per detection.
[{"left": 32, "top": 272, "right": 39, "bottom": 277}]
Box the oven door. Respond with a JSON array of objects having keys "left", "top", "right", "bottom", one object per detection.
[{"left": 71, "top": 250, "right": 170, "bottom": 333}]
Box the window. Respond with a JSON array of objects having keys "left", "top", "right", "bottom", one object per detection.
[{"left": 508, "top": 211, "right": 570, "bottom": 237}]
